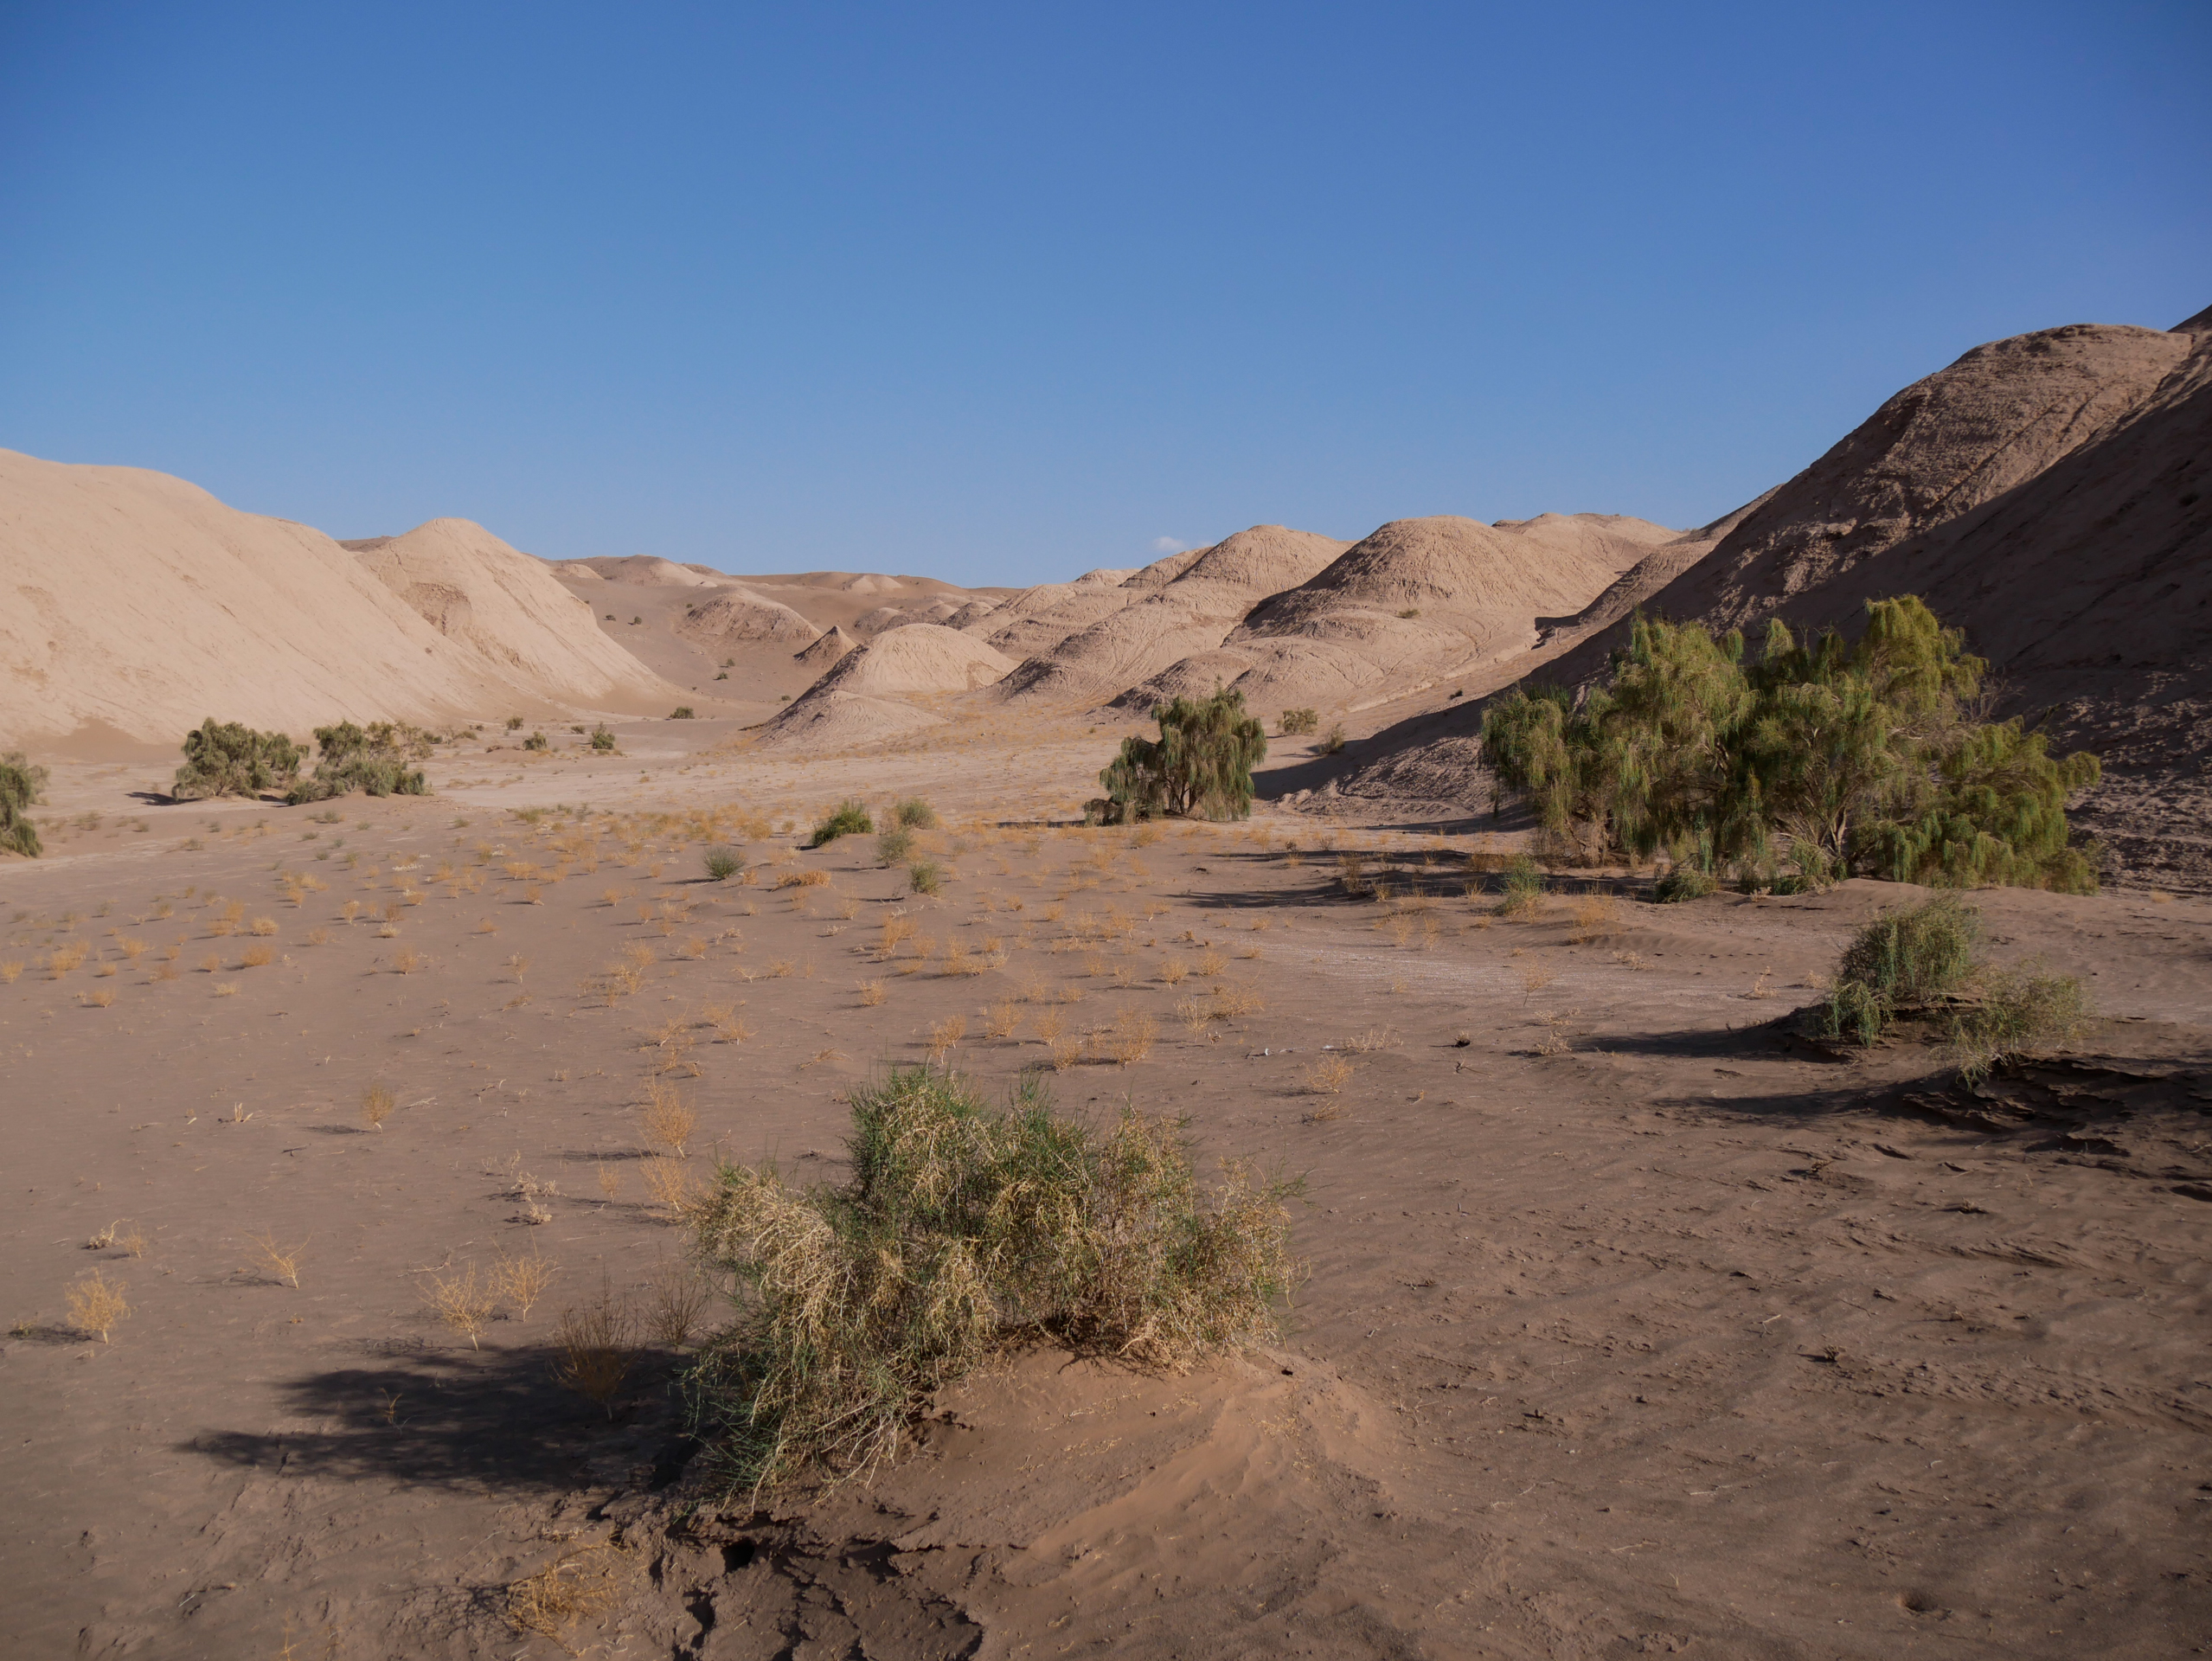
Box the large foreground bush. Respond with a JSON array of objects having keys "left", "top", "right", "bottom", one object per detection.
[
  {"left": 2, "top": 751, "right": 48, "bottom": 857},
  {"left": 687, "top": 1068, "right": 1303, "bottom": 1497},
  {"left": 173, "top": 719, "right": 303, "bottom": 800},
  {"left": 285, "top": 721, "right": 432, "bottom": 804},
  {"left": 1483, "top": 596, "right": 2100, "bottom": 891},
  {"left": 1097, "top": 685, "right": 1267, "bottom": 823}
]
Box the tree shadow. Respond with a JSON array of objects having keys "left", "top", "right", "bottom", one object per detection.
[{"left": 182, "top": 1345, "right": 682, "bottom": 1495}]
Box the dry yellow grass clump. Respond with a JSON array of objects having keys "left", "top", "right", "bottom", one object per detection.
[
  {"left": 362, "top": 1083, "right": 396, "bottom": 1131},
  {"left": 421, "top": 1265, "right": 497, "bottom": 1348},
  {"left": 67, "top": 1270, "right": 130, "bottom": 1342},
  {"left": 641, "top": 1078, "right": 698, "bottom": 1158},
  {"left": 247, "top": 1229, "right": 308, "bottom": 1288}
]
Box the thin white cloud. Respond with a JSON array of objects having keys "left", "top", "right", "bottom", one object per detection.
[{"left": 1151, "top": 536, "right": 1186, "bottom": 553}]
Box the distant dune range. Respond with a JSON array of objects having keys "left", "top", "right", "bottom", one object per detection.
[
  {"left": 0, "top": 452, "right": 686, "bottom": 750},
  {"left": 3, "top": 305, "right": 2202, "bottom": 878}
]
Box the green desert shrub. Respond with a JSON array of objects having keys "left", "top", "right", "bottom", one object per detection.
[
  {"left": 907, "top": 858, "right": 942, "bottom": 896},
  {"left": 174, "top": 719, "right": 304, "bottom": 800},
  {"left": 1816, "top": 894, "right": 2087, "bottom": 1074},
  {"left": 703, "top": 846, "right": 744, "bottom": 882},
  {"left": 1652, "top": 863, "right": 1718, "bottom": 904},
  {"left": 1818, "top": 893, "right": 1984, "bottom": 1045},
  {"left": 685, "top": 1068, "right": 1303, "bottom": 1497},
  {"left": 670, "top": 706, "right": 696, "bottom": 720},
  {"left": 1496, "top": 852, "right": 1544, "bottom": 915},
  {"left": 891, "top": 798, "right": 939, "bottom": 830},
  {"left": 285, "top": 722, "right": 431, "bottom": 804},
  {"left": 1483, "top": 596, "right": 2101, "bottom": 894},
  {"left": 1, "top": 751, "right": 49, "bottom": 857},
  {"left": 505, "top": 715, "right": 524, "bottom": 731},
  {"left": 875, "top": 826, "right": 915, "bottom": 866},
  {"left": 589, "top": 724, "right": 618, "bottom": 753},
  {"left": 1098, "top": 685, "right": 1267, "bottom": 824},
  {"left": 1279, "top": 708, "right": 1318, "bottom": 736},
  {"left": 521, "top": 730, "right": 549, "bottom": 752},
  {"left": 808, "top": 799, "right": 873, "bottom": 847},
  {"left": 1947, "top": 967, "right": 2091, "bottom": 1083},
  {"left": 1317, "top": 724, "right": 1347, "bottom": 756}
]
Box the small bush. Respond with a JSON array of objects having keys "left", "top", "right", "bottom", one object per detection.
[
  {"left": 589, "top": 724, "right": 619, "bottom": 752},
  {"left": 67, "top": 1270, "right": 131, "bottom": 1342},
  {"left": 174, "top": 719, "right": 303, "bottom": 801},
  {"left": 892, "top": 798, "right": 939, "bottom": 830},
  {"left": 522, "top": 731, "right": 549, "bottom": 752},
  {"left": 808, "top": 799, "right": 874, "bottom": 847},
  {"left": 686, "top": 1069, "right": 1304, "bottom": 1497},
  {"left": 1279, "top": 708, "right": 1318, "bottom": 736},
  {"left": 670, "top": 707, "right": 696, "bottom": 721},
  {"left": 1317, "top": 725, "right": 1347, "bottom": 756},
  {"left": 1, "top": 751, "right": 48, "bottom": 857},
  {"left": 285, "top": 721, "right": 431, "bottom": 804},
  {"left": 1652, "top": 864, "right": 1717, "bottom": 904},
  {"left": 876, "top": 826, "right": 914, "bottom": 865},
  {"left": 1497, "top": 854, "right": 1543, "bottom": 916},
  {"left": 1820, "top": 894, "right": 1981, "bottom": 1043},
  {"left": 907, "top": 859, "right": 942, "bottom": 896},
  {"left": 506, "top": 715, "right": 525, "bottom": 731},
  {"left": 703, "top": 847, "right": 744, "bottom": 882},
  {"left": 1948, "top": 967, "right": 2090, "bottom": 1082}
]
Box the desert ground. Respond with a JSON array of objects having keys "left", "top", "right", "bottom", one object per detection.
[{"left": 4, "top": 714, "right": 2209, "bottom": 1659}]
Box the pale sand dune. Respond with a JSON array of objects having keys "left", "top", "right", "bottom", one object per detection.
[
  {"left": 0, "top": 452, "right": 682, "bottom": 747},
  {"left": 968, "top": 560, "right": 1180, "bottom": 658},
  {"left": 997, "top": 524, "right": 1350, "bottom": 706},
  {"left": 670, "top": 587, "right": 821, "bottom": 651},
  {"left": 752, "top": 623, "right": 1018, "bottom": 748},
  {"left": 792, "top": 622, "right": 858, "bottom": 668},
  {"left": 550, "top": 553, "right": 722, "bottom": 587},
  {"left": 1140, "top": 511, "right": 1673, "bottom": 712}
]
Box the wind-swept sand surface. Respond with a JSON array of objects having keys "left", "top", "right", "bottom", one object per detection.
[{"left": 4, "top": 721, "right": 2209, "bottom": 1658}]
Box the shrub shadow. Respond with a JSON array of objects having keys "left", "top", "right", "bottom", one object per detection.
[{"left": 183, "top": 1345, "right": 681, "bottom": 1495}]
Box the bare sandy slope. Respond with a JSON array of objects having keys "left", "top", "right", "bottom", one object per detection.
[
  {"left": 753, "top": 625, "right": 1018, "bottom": 749},
  {"left": 544, "top": 565, "right": 1019, "bottom": 728},
  {"left": 1334, "top": 309, "right": 2212, "bottom": 888},
  {"left": 1170, "top": 512, "right": 1676, "bottom": 715},
  {"left": 0, "top": 452, "right": 685, "bottom": 748},
  {"left": 3, "top": 730, "right": 2209, "bottom": 1659},
  {"left": 996, "top": 525, "right": 1352, "bottom": 709}
]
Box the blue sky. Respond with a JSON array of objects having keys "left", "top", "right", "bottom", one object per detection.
[{"left": 3, "top": 3, "right": 2206, "bottom": 587}]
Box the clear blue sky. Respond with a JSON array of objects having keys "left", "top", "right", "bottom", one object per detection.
[{"left": 3, "top": 3, "right": 2206, "bottom": 587}]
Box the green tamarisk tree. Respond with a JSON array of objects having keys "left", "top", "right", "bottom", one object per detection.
[
  {"left": 1, "top": 750, "right": 49, "bottom": 857},
  {"left": 1098, "top": 685, "right": 1268, "bottom": 823},
  {"left": 1482, "top": 596, "right": 2100, "bottom": 892},
  {"left": 173, "top": 719, "right": 304, "bottom": 800}
]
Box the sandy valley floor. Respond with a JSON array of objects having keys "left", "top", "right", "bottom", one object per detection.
[{"left": 4, "top": 721, "right": 2209, "bottom": 1658}]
